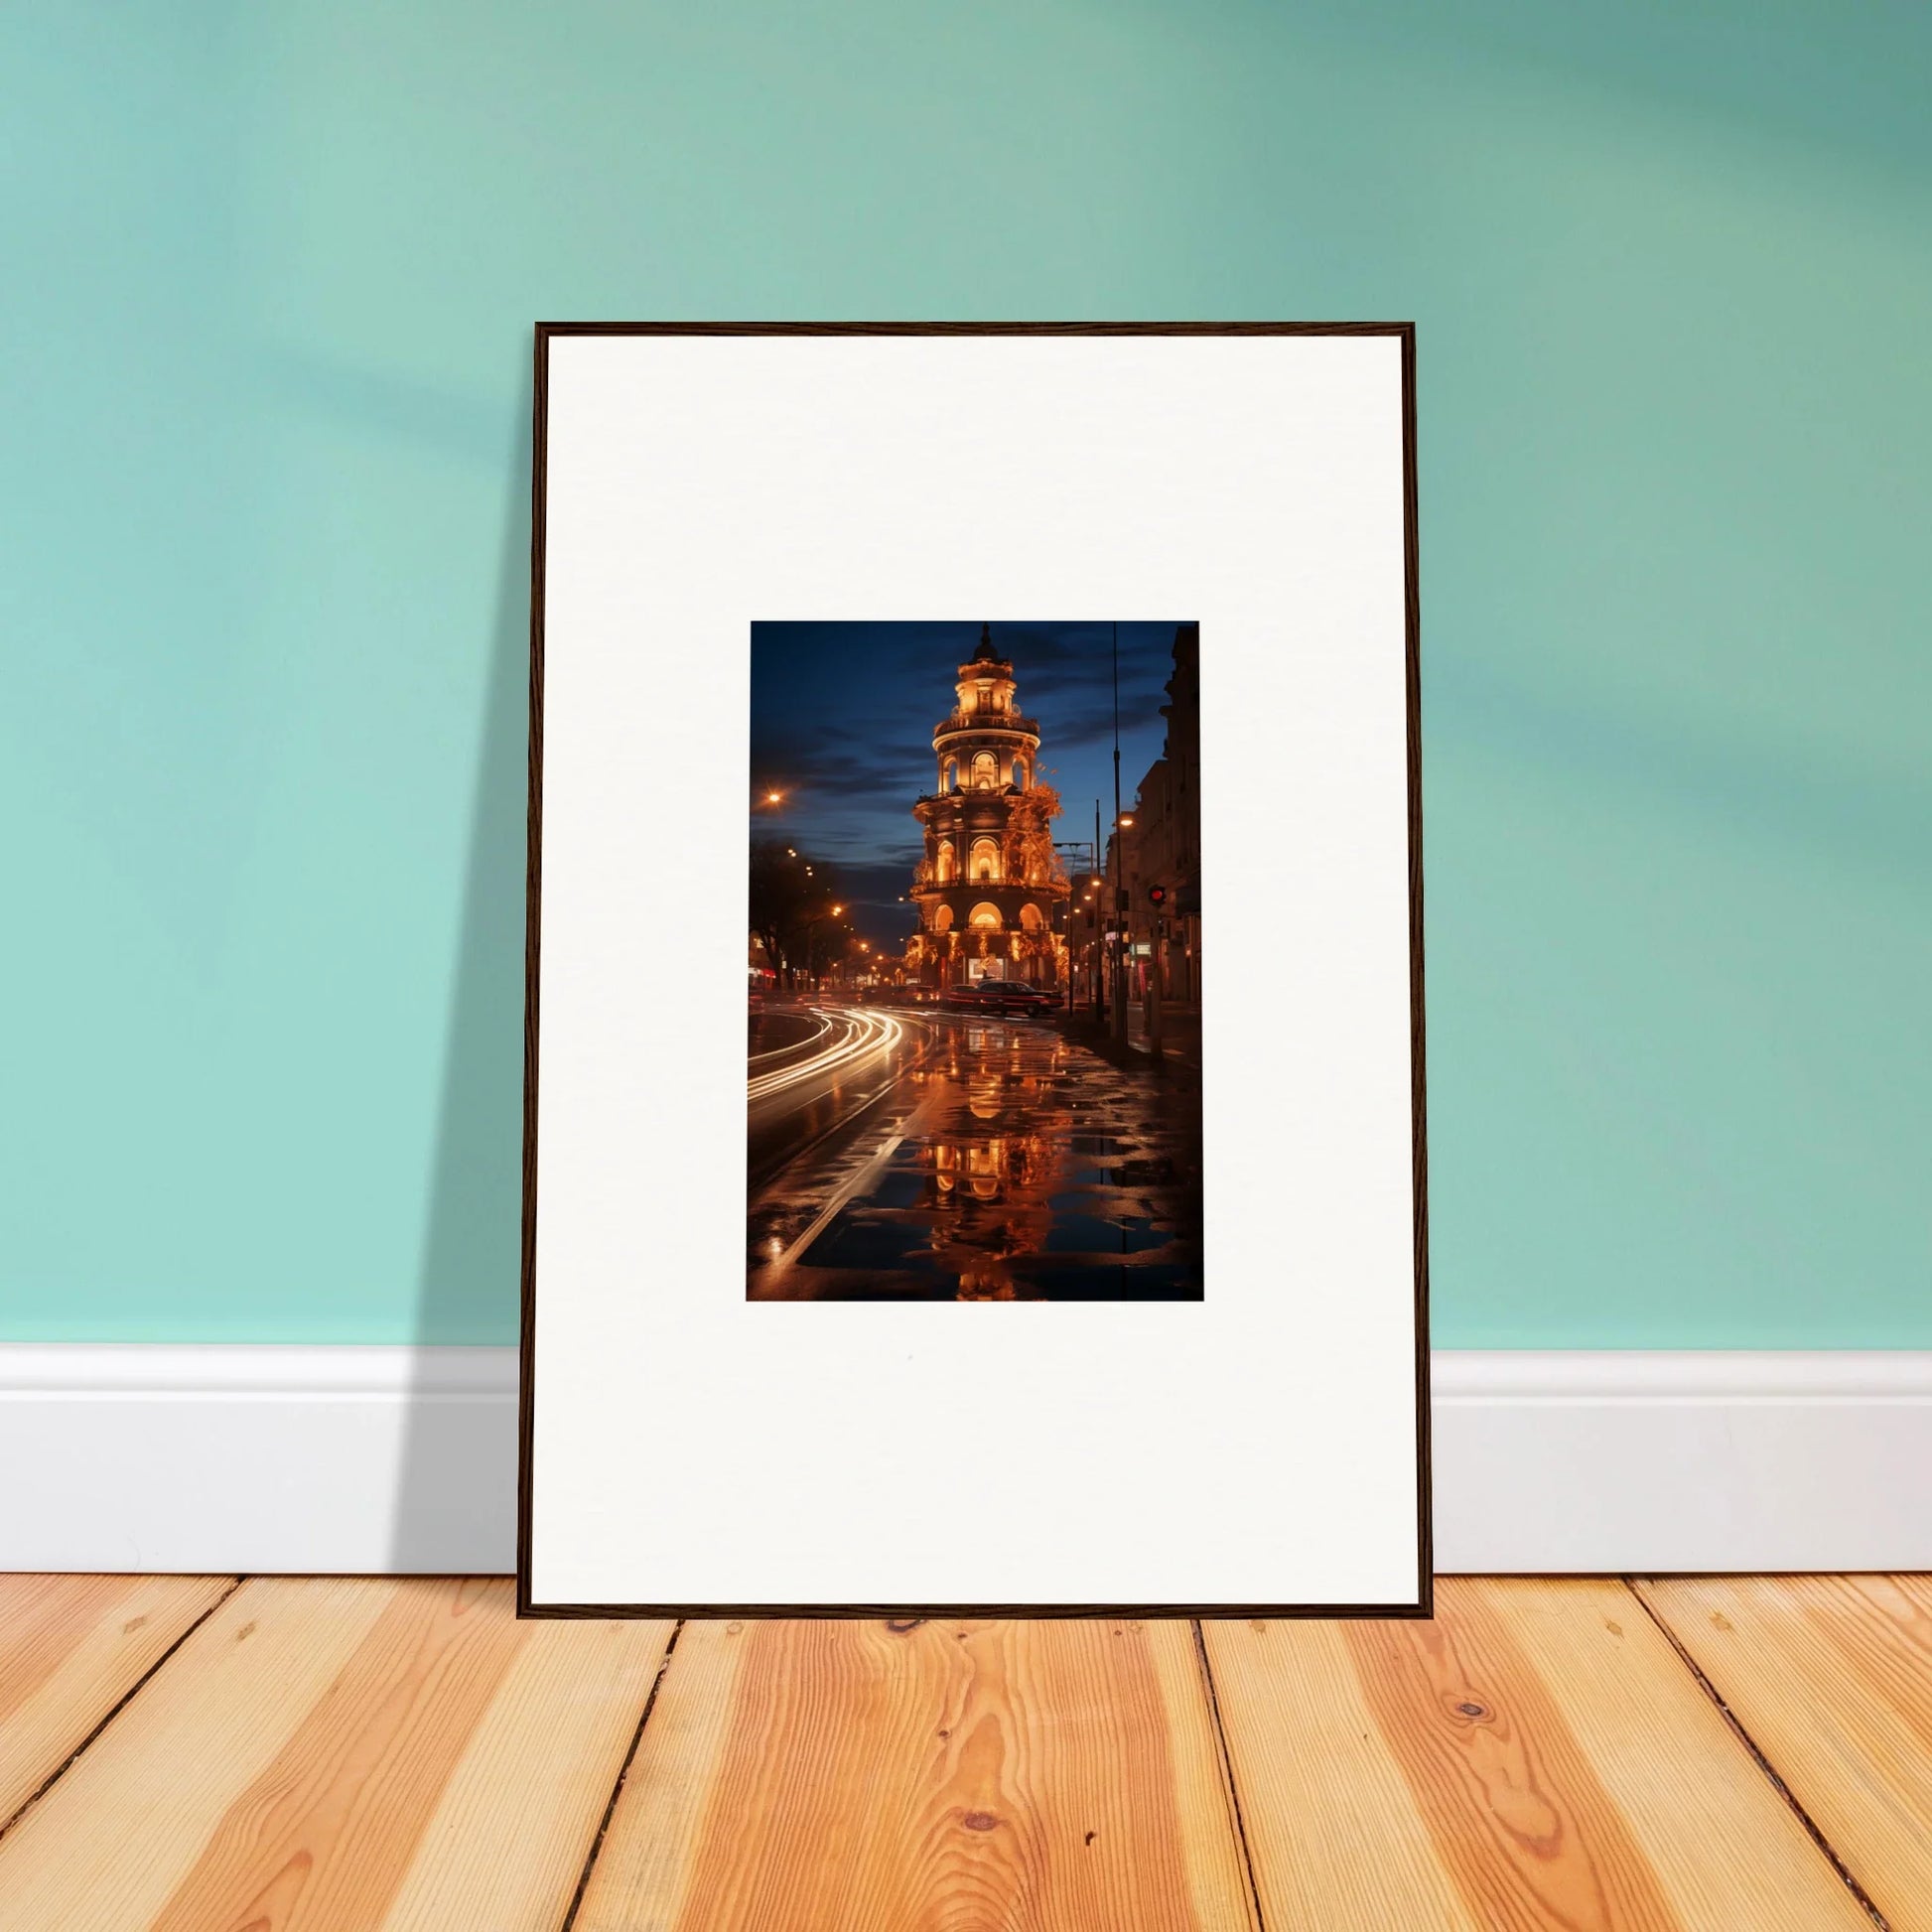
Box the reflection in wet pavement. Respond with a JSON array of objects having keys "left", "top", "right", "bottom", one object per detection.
[{"left": 749, "top": 1019, "right": 1202, "bottom": 1301}]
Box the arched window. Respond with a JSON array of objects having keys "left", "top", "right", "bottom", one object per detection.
[
  {"left": 1020, "top": 902, "right": 1044, "bottom": 932},
  {"left": 1012, "top": 756, "right": 1029, "bottom": 789},
  {"left": 930, "top": 903, "right": 954, "bottom": 932},
  {"left": 968, "top": 902, "right": 1002, "bottom": 928},
  {"left": 969, "top": 836, "right": 1001, "bottom": 883},
  {"left": 971, "top": 752, "right": 999, "bottom": 790},
  {"left": 942, "top": 758, "right": 959, "bottom": 791},
  {"left": 968, "top": 1142, "right": 1001, "bottom": 1199},
  {"left": 935, "top": 839, "right": 956, "bottom": 883}
]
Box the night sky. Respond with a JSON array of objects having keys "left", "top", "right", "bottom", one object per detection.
[{"left": 750, "top": 621, "right": 1185, "bottom": 947}]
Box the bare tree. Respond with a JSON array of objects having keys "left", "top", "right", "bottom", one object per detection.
[{"left": 749, "top": 840, "right": 845, "bottom": 987}]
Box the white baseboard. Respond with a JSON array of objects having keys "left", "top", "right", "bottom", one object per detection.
[
  {"left": 0, "top": 1346, "right": 514, "bottom": 1577},
  {"left": 1431, "top": 1350, "right": 1932, "bottom": 1574},
  {"left": 4, "top": 1346, "right": 1928, "bottom": 1577}
]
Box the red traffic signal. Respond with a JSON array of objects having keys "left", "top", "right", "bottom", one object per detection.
[{"left": 1147, "top": 883, "right": 1169, "bottom": 907}]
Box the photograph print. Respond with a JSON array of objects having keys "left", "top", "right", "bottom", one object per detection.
[{"left": 748, "top": 621, "right": 1203, "bottom": 1303}]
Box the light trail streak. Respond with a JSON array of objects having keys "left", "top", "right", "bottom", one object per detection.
[
  {"left": 748, "top": 1009, "right": 835, "bottom": 1066},
  {"left": 747, "top": 1007, "right": 906, "bottom": 1106}
]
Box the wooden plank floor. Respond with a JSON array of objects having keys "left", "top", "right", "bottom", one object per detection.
[
  {"left": 0, "top": 1578, "right": 1921, "bottom": 1929},
  {"left": 1636, "top": 1576, "right": 1932, "bottom": 1931}
]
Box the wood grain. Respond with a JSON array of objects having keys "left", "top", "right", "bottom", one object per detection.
[
  {"left": 0, "top": 1573, "right": 234, "bottom": 1832},
  {"left": 576, "top": 1615, "right": 1257, "bottom": 1931},
  {"left": 0, "top": 1577, "right": 672, "bottom": 1930},
  {"left": 1202, "top": 1579, "right": 1871, "bottom": 1930},
  {"left": 1638, "top": 1573, "right": 1932, "bottom": 1928}
]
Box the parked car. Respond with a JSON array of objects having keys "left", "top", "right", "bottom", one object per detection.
[
  {"left": 942, "top": 980, "right": 1062, "bottom": 1017},
  {"left": 997, "top": 983, "right": 1066, "bottom": 1014}
]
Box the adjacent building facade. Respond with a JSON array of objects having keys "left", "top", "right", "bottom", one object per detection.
[
  {"left": 906, "top": 626, "right": 1069, "bottom": 988},
  {"left": 1108, "top": 621, "right": 1202, "bottom": 1002}
]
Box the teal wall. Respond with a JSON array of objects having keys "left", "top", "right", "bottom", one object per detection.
[{"left": 3, "top": 2, "right": 1927, "bottom": 1345}]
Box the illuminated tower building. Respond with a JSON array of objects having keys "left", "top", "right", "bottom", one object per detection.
[{"left": 909, "top": 624, "right": 1068, "bottom": 987}]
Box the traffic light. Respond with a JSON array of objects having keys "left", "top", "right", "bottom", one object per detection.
[{"left": 1147, "top": 882, "right": 1169, "bottom": 908}]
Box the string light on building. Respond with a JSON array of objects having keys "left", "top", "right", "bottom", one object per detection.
[{"left": 907, "top": 624, "right": 1070, "bottom": 989}]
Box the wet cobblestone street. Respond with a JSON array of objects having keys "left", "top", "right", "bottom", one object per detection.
[{"left": 748, "top": 1014, "right": 1202, "bottom": 1301}]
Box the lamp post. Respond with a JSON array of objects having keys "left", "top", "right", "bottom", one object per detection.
[
  {"left": 790, "top": 900, "right": 847, "bottom": 994},
  {"left": 1058, "top": 834, "right": 1105, "bottom": 1012},
  {"left": 1080, "top": 872, "right": 1103, "bottom": 1015},
  {"left": 1091, "top": 799, "right": 1104, "bottom": 1019},
  {"left": 1113, "top": 810, "right": 1136, "bottom": 1042}
]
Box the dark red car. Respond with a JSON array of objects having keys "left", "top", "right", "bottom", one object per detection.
[{"left": 942, "top": 980, "right": 1063, "bottom": 1017}]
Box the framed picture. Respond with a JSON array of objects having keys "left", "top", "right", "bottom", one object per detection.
[{"left": 520, "top": 324, "right": 1429, "bottom": 1617}]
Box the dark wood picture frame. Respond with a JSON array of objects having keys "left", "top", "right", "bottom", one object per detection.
[{"left": 517, "top": 323, "right": 1431, "bottom": 1620}]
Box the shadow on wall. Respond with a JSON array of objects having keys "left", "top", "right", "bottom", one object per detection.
[{"left": 388, "top": 364, "right": 532, "bottom": 1573}]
